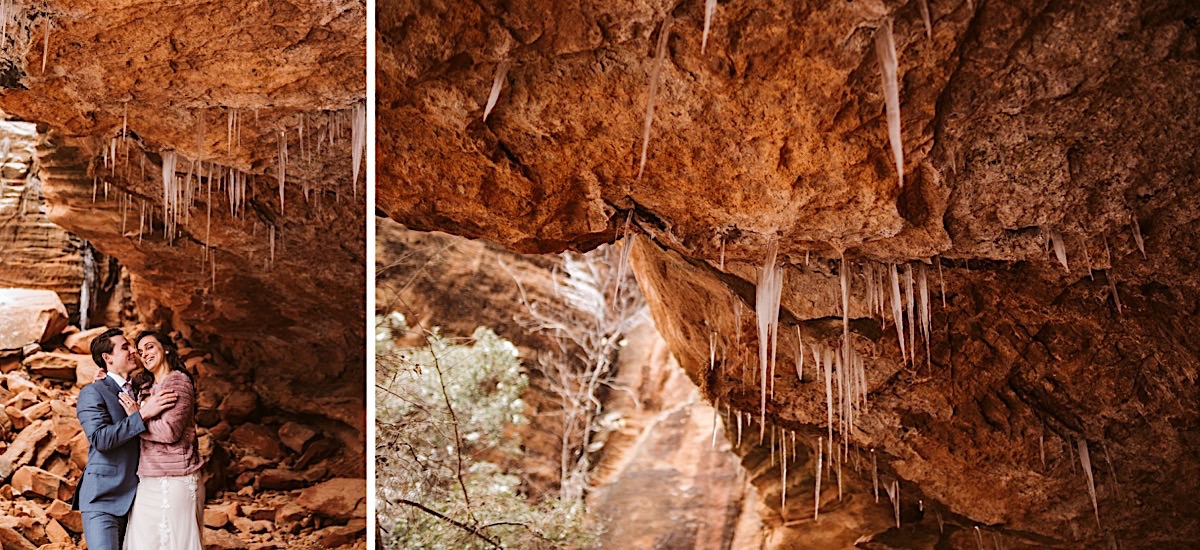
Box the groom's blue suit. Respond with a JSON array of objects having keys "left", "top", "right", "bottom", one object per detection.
[{"left": 75, "top": 376, "right": 147, "bottom": 550}]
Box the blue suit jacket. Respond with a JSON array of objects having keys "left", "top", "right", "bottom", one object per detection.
[{"left": 74, "top": 376, "right": 146, "bottom": 515}]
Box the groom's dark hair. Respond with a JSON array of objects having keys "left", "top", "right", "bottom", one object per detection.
[{"left": 90, "top": 327, "right": 127, "bottom": 369}]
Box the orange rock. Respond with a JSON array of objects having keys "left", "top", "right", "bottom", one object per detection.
[
  {"left": 315, "top": 519, "right": 365, "bottom": 547},
  {"left": 63, "top": 326, "right": 110, "bottom": 355},
  {"left": 201, "top": 528, "right": 248, "bottom": 550},
  {"left": 276, "top": 422, "right": 317, "bottom": 454},
  {"left": 45, "top": 518, "right": 70, "bottom": 544},
  {"left": 203, "top": 508, "right": 229, "bottom": 528},
  {"left": 217, "top": 391, "right": 258, "bottom": 424},
  {"left": 10, "top": 465, "right": 64, "bottom": 500},
  {"left": 45, "top": 499, "right": 82, "bottom": 533},
  {"left": 229, "top": 424, "right": 283, "bottom": 460},
  {"left": 0, "top": 525, "right": 37, "bottom": 550},
  {"left": 22, "top": 353, "right": 83, "bottom": 382},
  {"left": 0, "top": 290, "right": 69, "bottom": 349},
  {"left": 296, "top": 478, "right": 365, "bottom": 521},
  {"left": 20, "top": 401, "right": 52, "bottom": 422}
]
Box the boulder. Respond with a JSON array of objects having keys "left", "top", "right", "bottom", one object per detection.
[
  {"left": 10, "top": 466, "right": 64, "bottom": 499},
  {"left": 276, "top": 422, "right": 317, "bottom": 453},
  {"left": 315, "top": 519, "right": 366, "bottom": 548},
  {"left": 274, "top": 503, "right": 306, "bottom": 526},
  {"left": 0, "top": 290, "right": 69, "bottom": 350},
  {"left": 44, "top": 519, "right": 70, "bottom": 544},
  {"left": 45, "top": 500, "right": 82, "bottom": 533},
  {"left": 202, "top": 528, "right": 248, "bottom": 550},
  {"left": 228, "top": 424, "right": 283, "bottom": 460},
  {"left": 24, "top": 352, "right": 90, "bottom": 382},
  {"left": 203, "top": 508, "right": 229, "bottom": 528},
  {"left": 296, "top": 478, "right": 365, "bottom": 521},
  {"left": 217, "top": 391, "right": 258, "bottom": 423},
  {"left": 63, "top": 326, "right": 110, "bottom": 354},
  {"left": 0, "top": 526, "right": 36, "bottom": 550},
  {"left": 255, "top": 469, "right": 306, "bottom": 491}
]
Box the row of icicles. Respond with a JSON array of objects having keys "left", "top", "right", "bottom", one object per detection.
[
  {"left": 698, "top": 232, "right": 1133, "bottom": 532},
  {"left": 92, "top": 102, "right": 367, "bottom": 287}
]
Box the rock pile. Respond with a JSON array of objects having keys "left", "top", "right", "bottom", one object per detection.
[{"left": 0, "top": 289, "right": 366, "bottom": 549}]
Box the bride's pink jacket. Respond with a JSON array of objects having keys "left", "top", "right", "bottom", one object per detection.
[{"left": 138, "top": 371, "right": 204, "bottom": 477}]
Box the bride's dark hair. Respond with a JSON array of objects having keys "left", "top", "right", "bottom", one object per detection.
[{"left": 130, "top": 330, "right": 195, "bottom": 402}]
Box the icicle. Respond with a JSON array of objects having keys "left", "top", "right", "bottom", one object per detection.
[
  {"left": 614, "top": 211, "right": 635, "bottom": 304},
  {"left": 974, "top": 527, "right": 985, "bottom": 549},
  {"left": 795, "top": 325, "right": 804, "bottom": 381},
  {"left": 886, "top": 480, "right": 900, "bottom": 528},
  {"left": 637, "top": 16, "right": 672, "bottom": 180},
  {"left": 1077, "top": 438, "right": 1100, "bottom": 528},
  {"left": 482, "top": 60, "right": 510, "bottom": 122},
  {"left": 781, "top": 433, "right": 788, "bottom": 513},
  {"left": 823, "top": 345, "right": 834, "bottom": 449},
  {"left": 41, "top": 17, "right": 51, "bottom": 74},
  {"left": 756, "top": 238, "right": 783, "bottom": 435},
  {"left": 937, "top": 258, "right": 947, "bottom": 307},
  {"left": 718, "top": 234, "right": 726, "bottom": 270},
  {"left": 269, "top": 225, "right": 276, "bottom": 268},
  {"left": 277, "top": 130, "right": 287, "bottom": 213},
  {"left": 814, "top": 436, "right": 823, "bottom": 520},
  {"left": 919, "top": 0, "right": 932, "bottom": 38},
  {"left": 352, "top": 101, "right": 366, "bottom": 198},
  {"left": 875, "top": 18, "right": 903, "bottom": 188},
  {"left": 1108, "top": 271, "right": 1123, "bottom": 314},
  {"left": 0, "top": 0, "right": 8, "bottom": 49},
  {"left": 1130, "top": 214, "right": 1146, "bottom": 259},
  {"left": 1080, "top": 235, "right": 1099, "bottom": 279},
  {"left": 1049, "top": 229, "right": 1069, "bottom": 271},
  {"left": 872, "top": 450, "right": 879, "bottom": 502},
  {"left": 918, "top": 263, "right": 931, "bottom": 364},
  {"left": 904, "top": 263, "right": 915, "bottom": 364},
  {"left": 890, "top": 264, "right": 907, "bottom": 363},
  {"left": 701, "top": 0, "right": 717, "bottom": 54}
]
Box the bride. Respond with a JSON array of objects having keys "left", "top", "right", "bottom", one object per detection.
[{"left": 120, "top": 330, "right": 205, "bottom": 549}]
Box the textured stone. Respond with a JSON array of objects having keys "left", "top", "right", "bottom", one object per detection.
[
  {"left": 202, "top": 528, "right": 248, "bottom": 550},
  {"left": 0, "top": 526, "right": 36, "bottom": 550},
  {"left": 10, "top": 466, "right": 63, "bottom": 500},
  {"left": 21, "top": 352, "right": 83, "bottom": 381},
  {"left": 0, "top": 290, "right": 68, "bottom": 350},
  {"left": 296, "top": 478, "right": 364, "bottom": 521},
  {"left": 276, "top": 422, "right": 317, "bottom": 454},
  {"left": 63, "top": 327, "right": 109, "bottom": 355},
  {"left": 229, "top": 424, "right": 284, "bottom": 461}
]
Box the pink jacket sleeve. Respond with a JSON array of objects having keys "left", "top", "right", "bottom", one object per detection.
[{"left": 139, "top": 372, "right": 195, "bottom": 444}]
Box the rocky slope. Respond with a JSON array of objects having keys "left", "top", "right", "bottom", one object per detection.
[
  {"left": 0, "top": 0, "right": 367, "bottom": 447},
  {"left": 379, "top": 0, "right": 1200, "bottom": 547}
]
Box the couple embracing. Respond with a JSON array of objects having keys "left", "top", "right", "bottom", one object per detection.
[{"left": 74, "top": 328, "right": 205, "bottom": 550}]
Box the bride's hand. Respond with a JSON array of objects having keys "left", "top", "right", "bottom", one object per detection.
[{"left": 119, "top": 393, "right": 140, "bottom": 415}]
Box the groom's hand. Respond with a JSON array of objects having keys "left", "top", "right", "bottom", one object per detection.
[{"left": 140, "top": 391, "right": 179, "bottom": 419}]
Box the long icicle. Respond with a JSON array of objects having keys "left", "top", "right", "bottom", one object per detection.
[
  {"left": 41, "top": 17, "right": 51, "bottom": 74},
  {"left": 756, "top": 238, "right": 783, "bottom": 436},
  {"left": 637, "top": 16, "right": 672, "bottom": 180},
  {"left": 482, "top": 60, "right": 510, "bottom": 122},
  {"left": 701, "top": 0, "right": 717, "bottom": 54},
  {"left": 352, "top": 101, "right": 366, "bottom": 198},
  {"left": 814, "top": 437, "right": 823, "bottom": 520},
  {"left": 875, "top": 18, "right": 903, "bottom": 188},
  {"left": 890, "top": 264, "right": 907, "bottom": 363},
  {"left": 1050, "top": 229, "right": 1069, "bottom": 271},
  {"left": 1078, "top": 438, "right": 1101, "bottom": 529},
  {"left": 277, "top": 130, "right": 287, "bottom": 214},
  {"left": 904, "top": 263, "right": 916, "bottom": 365}
]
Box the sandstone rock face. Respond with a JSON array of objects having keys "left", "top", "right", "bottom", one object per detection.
[
  {"left": 0, "top": 0, "right": 367, "bottom": 446},
  {"left": 381, "top": 0, "right": 1200, "bottom": 546}
]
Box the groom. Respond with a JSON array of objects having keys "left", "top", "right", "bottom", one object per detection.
[{"left": 74, "top": 328, "right": 177, "bottom": 550}]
